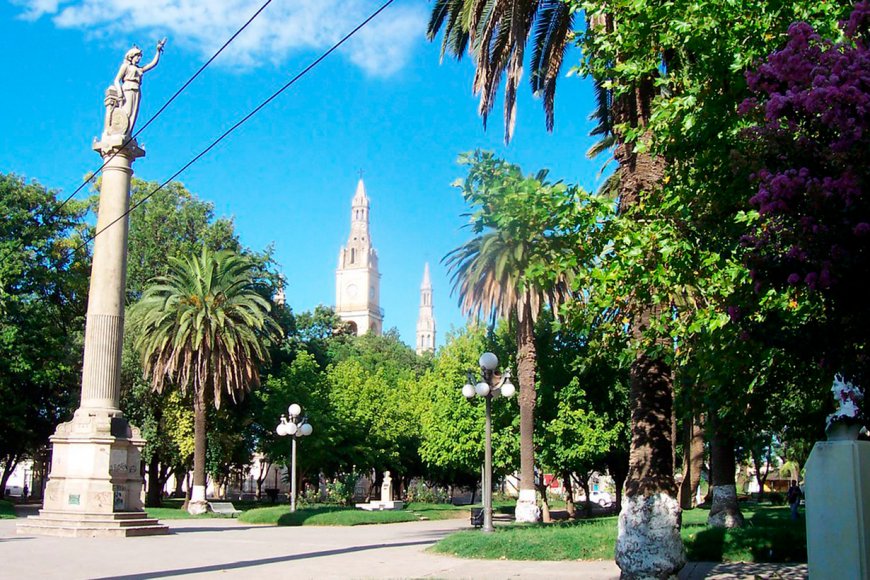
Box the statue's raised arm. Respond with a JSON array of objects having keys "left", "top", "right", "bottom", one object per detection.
[{"left": 103, "top": 39, "right": 166, "bottom": 137}]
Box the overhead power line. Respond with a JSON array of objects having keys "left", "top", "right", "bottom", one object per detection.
[{"left": 72, "top": 0, "right": 396, "bottom": 257}]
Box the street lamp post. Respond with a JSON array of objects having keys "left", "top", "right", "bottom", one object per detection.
[
  {"left": 462, "top": 352, "right": 515, "bottom": 533},
  {"left": 276, "top": 404, "right": 313, "bottom": 513}
]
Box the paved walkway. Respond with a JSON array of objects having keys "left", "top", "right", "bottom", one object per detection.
[{"left": 1, "top": 512, "right": 807, "bottom": 579}]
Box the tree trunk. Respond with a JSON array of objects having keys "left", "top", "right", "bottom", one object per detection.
[
  {"left": 188, "top": 387, "right": 210, "bottom": 515},
  {"left": 0, "top": 455, "right": 19, "bottom": 500},
  {"left": 172, "top": 466, "right": 186, "bottom": 497},
  {"left": 615, "top": 352, "right": 685, "bottom": 577},
  {"left": 606, "top": 449, "right": 629, "bottom": 509},
  {"left": 514, "top": 302, "right": 540, "bottom": 523},
  {"left": 562, "top": 470, "right": 576, "bottom": 519},
  {"left": 751, "top": 446, "right": 771, "bottom": 503},
  {"left": 708, "top": 425, "right": 744, "bottom": 528},
  {"left": 606, "top": 62, "right": 685, "bottom": 576},
  {"left": 256, "top": 457, "right": 271, "bottom": 500},
  {"left": 146, "top": 452, "right": 163, "bottom": 507},
  {"left": 679, "top": 413, "right": 704, "bottom": 510},
  {"left": 578, "top": 474, "right": 593, "bottom": 517},
  {"left": 536, "top": 478, "right": 552, "bottom": 523}
]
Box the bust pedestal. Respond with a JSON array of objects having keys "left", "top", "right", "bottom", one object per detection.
[{"left": 805, "top": 438, "right": 870, "bottom": 578}]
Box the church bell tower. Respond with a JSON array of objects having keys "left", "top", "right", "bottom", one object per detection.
[
  {"left": 416, "top": 263, "right": 436, "bottom": 354},
  {"left": 335, "top": 178, "right": 383, "bottom": 335}
]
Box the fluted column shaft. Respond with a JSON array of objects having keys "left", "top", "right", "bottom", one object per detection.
[{"left": 80, "top": 137, "right": 144, "bottom": 413}]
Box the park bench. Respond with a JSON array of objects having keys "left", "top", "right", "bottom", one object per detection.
[{"left": 208, "top": 501, "right": 241, "bottom": 517}]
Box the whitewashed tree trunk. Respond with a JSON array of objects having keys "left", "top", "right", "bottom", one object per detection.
[
  {"left": 615, "top": 494, "right": 685, "bottom": 579},
  {"left": 707, "top": 485, "right": 744, "bottom": 528},
  {"left": 514, "top": 489, "right": 541, "bottom": 523}
]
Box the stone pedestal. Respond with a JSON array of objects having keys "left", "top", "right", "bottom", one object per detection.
[
  {"left": 805, "top": 439, "right": 870, "bottom": 579},
  {"left": 355, "top": 470, "right": 404, "bottom": 511},
  {"left": 18, "top": 135, "right": 167, "bottom": 538}
]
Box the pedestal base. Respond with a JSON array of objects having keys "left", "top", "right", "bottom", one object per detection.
[
  {"left": 355, "top": 500, "right": 404, "bottom": 511},
  {"left": 17, "top": 409, "right": 168, "bottom": 537},
  {"left": 17, "top": 510, "right": 169, "bottom": 538},
  {"left": 806, "top": 440, "right": 870, "bottom": 579}
]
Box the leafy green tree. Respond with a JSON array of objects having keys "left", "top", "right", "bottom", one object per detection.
[
  {"left": 572, "top": 0, "right": 853, "bottom": 572},
  {"left": 427, "top": 0, "right": 574, "bottom": 142},
  {"left": 122, "top": 179, "right": 241, "bottom": 303},
  {"left": 419, "top": 325, "right": 519, "bottom": 495},
  {"left": 326, "top": 331, "right": 426, "bottom": 494},
  {"left": 533, "top": 313, "right": 630, "bottom": 519},
  {"left": 0, "top": 174, "right": 89, "bottom": 499},
  {"left": 255, "top": 351, "right": 335, "bottom": 500},
  {"left": 129, "top": 249, "right": 280, "bottom": 513}
]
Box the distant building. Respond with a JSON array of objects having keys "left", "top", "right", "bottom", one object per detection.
[
  {"left": 335, "top": 179, "right": 383, "bottom": 335},
  {"left": 416, "top": 263, "right": 436, "bottom": 355}
]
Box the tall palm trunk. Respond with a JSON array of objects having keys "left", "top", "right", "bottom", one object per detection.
[
  {"left": 515, "top": 298, "right": 541, "bottom": 522},
  {"left": 189, "top": 385, "right": 210, "bottom": 514},
  {"left": 679, "top": 413, "right": 704, "bottom": 509},
  {"left": 708, "top": 419, "right": 744, "bottom": 528},
  {"left": 612, "top": 70, "right": 686, "bottom": 577}
]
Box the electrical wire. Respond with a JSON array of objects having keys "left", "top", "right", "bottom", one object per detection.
[{"left": 71, "top": 0, "right": 396, "bottom": 258}]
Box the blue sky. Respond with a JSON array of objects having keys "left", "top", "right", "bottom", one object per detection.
[{"left": 1, "top": 0, "right": 606, "bottom": 348}]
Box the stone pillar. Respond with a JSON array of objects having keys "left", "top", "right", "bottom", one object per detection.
[
  {"left": 17, "top": 135, "right": 167, "bottom": 537},
  {"left": 81, "top": 135, "right": 143, "bottom": 413},
  {"left": 805, "top": 437, "right": 870, "bottom": 579}
]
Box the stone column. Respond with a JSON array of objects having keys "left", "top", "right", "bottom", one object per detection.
[
  {"left": 81, "top": 135, "right": 143, "bottom": 413},
  {"left": 17, "top": 135, "right": 167, "bottom": 537}
]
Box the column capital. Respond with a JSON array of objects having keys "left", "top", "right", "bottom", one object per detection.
[{"left": 92, "top": 134, "right": 145, "bottom": 161}]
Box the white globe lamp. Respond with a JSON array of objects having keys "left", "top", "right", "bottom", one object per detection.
[{"left": 479, "top": 352, "right": 499, "bottom": 371}]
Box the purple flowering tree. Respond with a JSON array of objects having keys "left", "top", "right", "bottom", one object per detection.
[{"left": 741, "top": 2, "right": 869, "bottom": 401}]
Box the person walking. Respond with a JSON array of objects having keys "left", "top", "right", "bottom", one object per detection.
[{"left": 787, "top": 481, "right": 802, "bottom": 519}]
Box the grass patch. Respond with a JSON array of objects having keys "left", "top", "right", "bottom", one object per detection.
[
  {"left": 405, "top": 502, "right": 470, "bottom": 521},
  {"left": 682, "top": 506, "right": 806, "bottom": 563},
  {"left": 238, "top": 504, "right": 419, "bottom": 526},
  {"left": 0, "top": 499, "right": 16, "bottom": 519},
  {"left": 431, "top": 505, "right": 806, "bottom": 563},
  {"left": 432, "top": 517, "right": 618, "bottom": 561}
]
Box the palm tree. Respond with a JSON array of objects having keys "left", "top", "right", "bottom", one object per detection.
[
  {"left": 444, "top": 159, "right": 575, "bottom": 522},
  {"left": 130, "top": 249, "right": 280, "bottom": 514},
  {"left": 427, "top": 0, "right": 574, "bottom": 143}
]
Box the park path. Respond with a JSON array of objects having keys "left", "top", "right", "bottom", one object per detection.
[{"left": 1, "top": 512, "right": 806, "bottom": 579}]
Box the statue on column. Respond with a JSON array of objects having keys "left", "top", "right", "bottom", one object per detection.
[{"left": 103, "top": 39, "right": 165, "bottom": 137}]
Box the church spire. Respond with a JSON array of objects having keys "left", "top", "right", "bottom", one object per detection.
[{"left": 416, "top": 263, "right": 436, "bottom": 355}]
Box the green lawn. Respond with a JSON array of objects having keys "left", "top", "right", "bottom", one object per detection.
[
  {"left": 239, "top": 504, "right": 421, "bottom": 526},
  {"left": 405, "top": 502, "right": 471, "bottom": 521},
  {"left": 0, "top": 499, "right": 16, "bottom": 519},
  {"left": 431, "top": 505, "right": 807, "bottom": 563}
]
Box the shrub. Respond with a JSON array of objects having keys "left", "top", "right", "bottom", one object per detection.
[
  {"left": 406, "top": 480, "right": 450, "bottom": 503},
  {"left": 325, "top": 472, "right": 360, "bottom": 506}
]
